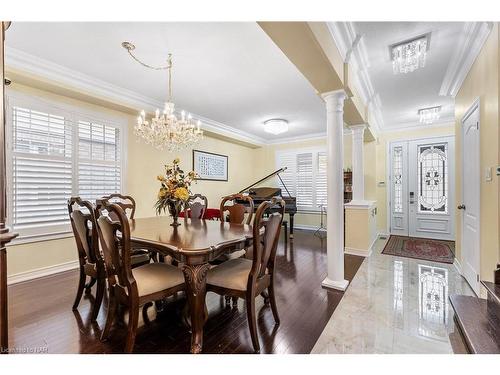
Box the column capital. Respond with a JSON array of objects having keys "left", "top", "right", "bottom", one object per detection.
[
  {"left": 349, "top": 124, "right": 367, "bottom": 133},
  {"left": 321, "top": 89, "right": 347, "bottom": 103},
  {"left": 350, "top": 124, "right": 366, "bottom": 141}
]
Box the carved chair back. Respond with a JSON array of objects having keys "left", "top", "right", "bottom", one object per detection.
[
  {"left": 219, "top": 194, "right": 254, "bottom": 225},
  {"left": 248, "top": 198, "right": 285, "bottom": 288},
  {"left": 68, "top": 197, "right": 100, "bottom": 265},
  {"left": 95, "top": 201, "right": 138, "bottom": 298},
  {"left": 99, "top": 193, "right": 136, "bottom": 220},
  {"left": 185, "top": 193, "right": 208, "bottom": 219}
]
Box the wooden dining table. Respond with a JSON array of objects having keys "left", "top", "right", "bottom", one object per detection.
[{"left": 128, "top": 216, "right": 253, "bottom": 354}]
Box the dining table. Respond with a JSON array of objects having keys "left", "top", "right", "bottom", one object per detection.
[{"left": 128, "top": 216, "right": 253, "bottom": 354}]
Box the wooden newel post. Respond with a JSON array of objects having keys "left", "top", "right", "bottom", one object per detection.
[{"left": 0, "top": 21, "right": 18, "bottom": 354}]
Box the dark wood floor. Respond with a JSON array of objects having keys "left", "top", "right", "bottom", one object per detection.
[{"left": 7, "top": 230, "right": 364, "bottom": 354}]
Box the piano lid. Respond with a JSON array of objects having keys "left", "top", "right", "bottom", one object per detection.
[
  {"left": 247, "top": 187, "right": 281, "bottom": 199},
  {"left": 239, "top": 167, "right": 292, "bottom": 197}
]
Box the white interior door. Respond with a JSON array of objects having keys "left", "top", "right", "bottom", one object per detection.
[
  {"left": 408, "top": 137, "right": 455, "bottom": 240},
  {"left": 460, "top": 102, "right": 480, "bottom": 295},
  {"left": 389, "top": 136, "right": 455, "bottom": 241}
]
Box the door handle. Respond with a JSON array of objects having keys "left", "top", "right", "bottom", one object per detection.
[{"left": 457, "top": 204, "right": 466, "bottom": 210}]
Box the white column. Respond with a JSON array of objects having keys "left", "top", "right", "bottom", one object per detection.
[
  {"left": 321, "top": 90, "right": 349, "bottom": 291},
  {"left": 350, "top": 124, "right": 366, "bottom": 202}
]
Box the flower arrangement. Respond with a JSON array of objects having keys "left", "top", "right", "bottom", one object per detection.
[{"left": 155, "top": 158, "right": 198, "bottom": 226}]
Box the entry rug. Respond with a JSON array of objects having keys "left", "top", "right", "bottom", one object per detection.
[{"left": 382, "top": 235, "right": 455, "bottom": 264}]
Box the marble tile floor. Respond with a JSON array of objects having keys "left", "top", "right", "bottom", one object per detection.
[{"left": 312, "top": 237, "right": 475, "bottom": 354}]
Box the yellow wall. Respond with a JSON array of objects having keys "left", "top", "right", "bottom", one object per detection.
[
  {"left": 6, "top": 83, "right": 257, "bottom": 277},
  {"left": 375, "top": 125, "right": 456, "bottom": 233},
  {"left": 454, "top": 24, "right": 500, "bottom": 282}
]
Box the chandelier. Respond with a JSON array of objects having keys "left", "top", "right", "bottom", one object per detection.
[
  {"left": 391, "top": 35, "right": 428, "bottom": 74},
  {"left": 122, "top": 42, "right": 203, "bottom": 151},
  {"left": 418, "top": 106, "right": 441, "bottom": 124}
]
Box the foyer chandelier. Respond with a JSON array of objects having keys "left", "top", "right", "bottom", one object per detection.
[
  {"left": 418, "top": 106, "right": 441, "bottom": 124},
  {"left": 122, "top": 42, "right": 203, "bottom": 151},
  {"left": 391, "top": 35, "right": 428, "bottom": 74}
]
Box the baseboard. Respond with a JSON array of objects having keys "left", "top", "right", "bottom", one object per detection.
[
  {"left": 378, "top": 232, "right": 390, "bottom": 239},
  {"left": 344, "top": 246, "right": 372, "bottom": 257},
  {"left": 7, "top": 260, "right": 79, "bottom": 285}
]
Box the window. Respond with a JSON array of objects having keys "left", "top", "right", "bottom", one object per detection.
[
  {"left": 392, "top": 146, "right": 403, "bottom": 213},
  {"left": 417, "top": 143, "right": 448, "bottom": 213},
  {"left": 275, "top": 148, "right": 327, "bottom": 211},
  {"left": 7, "top": 94, "right": 126, "bottom": 240}
]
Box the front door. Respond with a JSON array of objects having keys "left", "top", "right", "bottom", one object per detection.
[
  {"left": 460, "top": 102, "right": 480, "bottom": 294},
  {"left": 389, "top": 136, "right": 455, "bottom": 241}
]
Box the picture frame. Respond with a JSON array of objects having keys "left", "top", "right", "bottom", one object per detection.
[{"left": 192, "top": 149, "right": 228, "bottom": 181}]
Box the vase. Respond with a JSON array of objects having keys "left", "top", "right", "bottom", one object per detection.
[{"left": 167, "top": 199, "right": 184, "bottom": 227}]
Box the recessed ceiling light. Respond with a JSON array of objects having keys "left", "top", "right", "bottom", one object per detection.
[
  {"left": 418, "top": 106, "right": 441, "bottom": 124},
  {"left": 263, "top": 119, "right": 289, "bottom": 135},
  {"left": 390, "top": 34, "right": 430, "bottom": 74}
]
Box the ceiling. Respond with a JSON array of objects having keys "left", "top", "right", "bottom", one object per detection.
[
  {"left": 5, "top": 22, "right": 325, "bottom": 142},
  {"left": 352, "top": 22, "right": 464, "bottom": 130},
  {"left": 5, "top": 22, "right": 469, "bottom": 141}
]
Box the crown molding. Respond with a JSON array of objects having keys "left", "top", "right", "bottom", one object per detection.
[
  {"left": 327, "top": 22, "right": 383, "bottom": 134},
  {"left": 439, "top": 22, "right": 493, "bottom": 98},
  {"left": 265, "top": 127, "right": 354, "bottom": 145},
  {"left": 379, "top": 119, "right": 455, "bottom": 134},
  {"left": 5, "top": 47, "right": 267, "bottom": 147}
]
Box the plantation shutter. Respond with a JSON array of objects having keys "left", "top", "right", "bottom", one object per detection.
[
  {"left": 316, "top": 152, "right": 327, "bottom": 208},
  {"left": 296, "top": 152, "right": 313, "bottom": 209},
  {"left": 78, "top": 120, "right": 121, "bottom": 201},
  {"left": 11, "top": 106, "right": 73, "bottom": 235},
  {"left": 275, "top": 148, "right": 326, "bottom": 211}
]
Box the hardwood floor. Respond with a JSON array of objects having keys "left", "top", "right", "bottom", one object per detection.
[{"left": 7, "top": 230, "right": 364, "bottom": 354}]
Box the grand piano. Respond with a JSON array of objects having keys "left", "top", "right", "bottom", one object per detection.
[{"left": 237, "top": 167, "right": 297, "bottom": 238}]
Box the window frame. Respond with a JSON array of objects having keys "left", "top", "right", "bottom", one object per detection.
[
  {"left": 275, "top": 146, "right": 327, "bottom": 212},
  {"left": 6, "top": 91, "right": 128, "bottom": 244}
]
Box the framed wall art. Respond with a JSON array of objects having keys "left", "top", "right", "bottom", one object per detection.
[{"left": 192, "top": 149, "right": 228, "bottom": 181}]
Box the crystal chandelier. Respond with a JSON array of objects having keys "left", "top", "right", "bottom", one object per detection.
[
  {"left": 418, "top": 106, "right": 441, "bottom": 124},
  {"left": 392, "top": 36, "right": 428, "bottom": 74},
  {"left": 122, "top": 42, "right": 203, "bottom": 151}
]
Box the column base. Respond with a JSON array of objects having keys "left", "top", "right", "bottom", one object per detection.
[{"left": 321, "top": 277, "right": 349, "bottom": 291}]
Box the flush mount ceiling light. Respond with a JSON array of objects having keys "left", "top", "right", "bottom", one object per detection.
[
  {"left": 418, "top": 106, "right": 441, "bottom": 124},
  {"left": 263, "top": 119, "right": 289, "bottom": 135},
  {"left": 391, "top": 34, "right": 430, "bottom": 74}
]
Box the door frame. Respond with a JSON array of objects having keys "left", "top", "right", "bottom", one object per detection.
[
  {"left": 386, "top": 133, "right": 455, "bottom": 236},
  {"left": 460, "top": 97, "right": 481, "bottom": 294}
]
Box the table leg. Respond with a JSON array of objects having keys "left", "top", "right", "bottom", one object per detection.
[{"left": 182, "top": 263, "right": 210, "bottom": 354}]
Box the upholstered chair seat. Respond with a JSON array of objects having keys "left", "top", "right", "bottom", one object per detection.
[
  {"left": 132, "top": 263, "right": 184, "bottom": 297},
  {"left": 207, "top": 258, "right": 253, "bottom": 291}
]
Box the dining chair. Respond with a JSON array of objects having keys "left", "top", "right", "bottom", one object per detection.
[
  {"left": 96, "top": 201, "right": 185, "bottom": 353},
  {"left": 68, "top": 197, "right": 106, "bottom": 321},
  {"left": 98, "top": 193, "right": 154, "bottom": 266},
  {"left": 219, "top": 193, "right": 254, "bottom": 225},
  {"left": 184, "top": 193, "right": 208, "bottom": 219},
  {"left": 214, "top": 194, "right": 254, "bottom": 268},
  {"left": 207, "top": 198, "right": 285, "bottom": 353}
]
